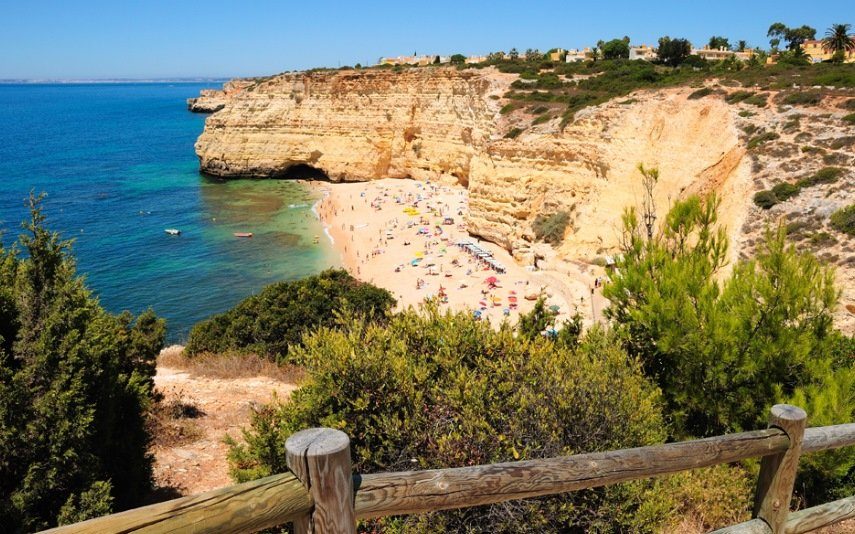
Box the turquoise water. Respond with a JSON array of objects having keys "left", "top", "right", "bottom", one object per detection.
[{"left": 0, "top": 83, "right": 337, "bottom": 341}]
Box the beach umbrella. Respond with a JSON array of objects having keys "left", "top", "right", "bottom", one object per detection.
[
  {"left": 549, "top": 305, "right": 560, "bottom": 312},
  {"left": 485, "top": 276, "right": 498, "bottom": 284}
]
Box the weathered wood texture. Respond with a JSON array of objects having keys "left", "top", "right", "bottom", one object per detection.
[
  {"left": 803, "top": 424, "right": 855, "bottom": 453},
  {"left": 709, "top": 518, "right": 772, "bottom": 533},
  {"left": 786, "top": 495, "right": 855, "bottom": 533},
  {"left": 353, "top": 428, "right": 789, "bottom": 518},
  {"left": 41, "top": 472, "right": 311, "bottom": 534},
  {"left": 753, "top": 404, "right": 807, "bottom": 533},
  {"left": 286, "top": 428, "right": 356, "bottom": 534}
]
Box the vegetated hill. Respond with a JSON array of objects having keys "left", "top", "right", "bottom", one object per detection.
[{"left": 191, "top": 62, "right": 854, "bottom": 332}]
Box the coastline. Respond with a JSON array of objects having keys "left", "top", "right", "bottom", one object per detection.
[{"left": 307, "top": 178, "right": 607, "bottom": 327}]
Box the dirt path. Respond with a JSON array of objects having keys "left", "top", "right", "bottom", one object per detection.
[{"left": 151, "top": 365, "right": 297, "bottom": 496}]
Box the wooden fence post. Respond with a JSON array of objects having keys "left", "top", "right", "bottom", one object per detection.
[
  {"left": 753, "top": 404, "right": 807, "bottom": 533},
  {"left": 286, "top": 428, "right": 356, "bottom": 534}
]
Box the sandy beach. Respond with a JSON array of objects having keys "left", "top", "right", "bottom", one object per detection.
[{"left": 310, "top": 178, "right": 607, "bottom": 329}]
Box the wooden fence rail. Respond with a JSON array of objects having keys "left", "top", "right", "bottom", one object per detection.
[{"left": 43, "top": 404, "right": 855, "bottom": 534}]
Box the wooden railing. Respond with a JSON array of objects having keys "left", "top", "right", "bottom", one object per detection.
[{"left": 43, "top": 404, "right": 855, "bottom": 534}]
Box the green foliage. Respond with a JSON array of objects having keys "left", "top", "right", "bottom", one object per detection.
[
  {"left": 532, "top": 211, "right": 571, "bottom": 244},
  {"left": 688, "top": 87, "right": 714, "bottom": 99},
  {"left": 228, "top": 306, "right": 669, "bottom": 532},
  {"left": 797, "top": 167, "right": 843, "bottom": 188},
  {"left": 603, "top": 195, "right": 842, "bottom": 441},
  {"left": 185, "top": 269, "right": 394, "bottom": 363},
  {"left": 504, "top": 127, "right": 523, "bottom": 139},
  {"left": 843, "top": 98, "right": 855, "bottom": 110},
  {"left": 531, "top": 113, "right": 551, "bottom": 125},
  {"left": 449, "top": 54, "right": 466, "bottom": 65},
  {"left": 830, "top": 204, "right": 855, "bottom": 235},
  {"left": 744, "top": 93, "right": 768, "bottom": 107},
  {"left": 843, "top": 113, "right": 855, "bottom": 124},
  {"left": 771, "top": 181, "right": 800, "bottom": 201},
  {"left": 747, "top": 131, "right": 780, "bottom": 149},
  {"left": 657, "top": 36, "right": 692, "bottom": 66},
  {"left": 753, "top": 190, "right": 779, "bottom": 209},
  {"left": 782, "top": 91, "right": 823, "bottom": 106},
  {"left": 600, "top": 39, "right": 630, "bottom": 60},
  {"left": 498, "top": 103, "right": 517, "bottom": 115},
  {"left": 708, "top": 36, "right": 731, "bottom": 50},
  {"left": 0, "top": 194, "right": 164, "bottom": 531},
  {"left": 768, "top": 22, "right": 817, "bottom": 51},
  {"left": 725, "top": 90, "right": 753, "bottom": 104}
]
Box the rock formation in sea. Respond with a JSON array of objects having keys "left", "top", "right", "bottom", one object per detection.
[{"left": 192, "top": 67, "right": 854, "bottom": 332}]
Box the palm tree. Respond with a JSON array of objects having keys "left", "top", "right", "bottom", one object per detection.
[{"left": 822, "top": 23, "right": 855, "bottom": 62}]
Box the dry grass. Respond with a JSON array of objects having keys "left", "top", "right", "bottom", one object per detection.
[
  {"left": 148, "top": 389, "right": 205, "bottom": 448},
  {"left": 158, "top": 345, "right": 303, "bottom": 383}
]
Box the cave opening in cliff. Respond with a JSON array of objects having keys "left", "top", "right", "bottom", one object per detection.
[{"left": 278, "top": 164, "right": 330, "bottom": 181}]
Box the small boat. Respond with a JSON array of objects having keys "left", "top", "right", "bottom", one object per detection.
[
  {"left": 165, "top": 228, "right": 181, "bottom": 235},
  {"left": 233, "top": 232, "right": 253, "bottom": 238}
]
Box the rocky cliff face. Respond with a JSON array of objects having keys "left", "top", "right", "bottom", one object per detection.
[
  {"left": 193, "top": 67, "right": 853, "bottom": 330},
  {"left": 194, "top": 68, "right": 748, "bottom": 258}
]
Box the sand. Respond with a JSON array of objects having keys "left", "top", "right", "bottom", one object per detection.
[{"left": 310, "top": 178, "right": 607, "bottom": 328}]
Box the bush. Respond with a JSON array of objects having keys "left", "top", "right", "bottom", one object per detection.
[
  {"left": 844, "top": 113, "right": 855, "bottom": 124},
  {"left": 604, "top": 196, "right": 845, "bottom": 441},
  {"left": 771, "top": 182, "right": 800, "bottom": 201},
  {"left": 753, "top": 189, "right": 779, "bottom": 209},
  {"left": 747, "top": 131, "right": 780, "bottom": 149},
  {"left": 725, "top": 90, "right": 753, "bottom": 104},
  {"left": 532, "top": 113, "right": 551, "bottom": 125},
  {"left": 185, "top": 269, "right": 395, "bottom": 363},
  {"left": 797, "top": 167, "right": 843, "bottom": 188},
  {"left": 504, "top": 127, "right": 523, "bottom": 139},
  {"left": 533, "top": 211, "right": 571, "bottom": 244},
  {"left": 831, "top": 204, "right": 855, "bottom": 236},
  {"left": 744, "top": 93, "right": 768, "bottom": 107},
  {"left": 688, "top": 87, "right": 713, "bottom": 99},
  {"left": 782, "top": 91, "right": 823, "bottom": 106},
  {"left": 228, "top": 307, "right": 671, "bottom": 532},
  {"left": 499, "top": 103, "right": 517, "bottom": 115},
  {"left": 843, "top": 98, "right": 855, "bottom": 110},
  {"left": 0, "top": 195, "right": 164, "bottom": 531}
]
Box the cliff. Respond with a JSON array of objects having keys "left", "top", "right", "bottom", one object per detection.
[
  {"left": 194, "top": 68, "right": 747, "bottom": 258},
  {"left": 193, "top": 67, "right": 853, "bottom": 331}
]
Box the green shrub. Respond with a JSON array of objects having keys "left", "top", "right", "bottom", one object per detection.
[
  {"left": 753, "top": 190, "right": 778, "bottom": 209},
  {"left": 604, "top": 196, "right": 844, "bottom": 440},
  {"left": 797, "top": 167, "right": 843, "bottom": 188},
  {"left": 530, "top": 105, "right": 548, "bottom": 114},
  {"left": 843, "top": 98, "right": 855, "bottom": 110},
  {"left": 843, "top": 113, "right": 855, "bottom": 124},
  {"left": 499, "top": 103, "right": 517, "bottom": 115},
  {"left": 738, "top": 110, "right": 755, "bottom": 117},
  {"left": 830, "top": 204, "right": 855, "bottom": 236},
  {"left": 688, "top": 87, "right": 713, "bottom": 99},
  {"left": 725, "top": 90, "right": 753, "bottom": 104},
  {"left": 0, "top": 195, "right": 165, "bottom": 531},
  {"left": 532, "top": 113, "right": 552, "bottom": 125},
  {"left": 747, "top": 131, "right": 780, "bottom": 149},
  {"left": 782, "top": 91, "right": 823, "bottom": 106},
  {"left": 533, "top": 211, "right": 571, "bottom": 244},
  {"left": 228, "top": 307, "right": 671, "bottom": 532},
  {"left": 744, "top": 93, "right": 768, "bottom": 107},
  {"left": 771, "top": 182, "right": 800, "bottom": 201},
  {"left": 830, "top": 136, "right": 855, "bottom": 150},
  {"left": 809, "top": 232, "right": 838, "bottom": 247},
  {"left": 185, "top": 269, "right": 394, "bottom": 363},
  {"left": 504, "top": 127, "right": 523, "bottom": 139}
]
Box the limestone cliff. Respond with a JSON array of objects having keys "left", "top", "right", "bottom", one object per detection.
[
  {"left": 194, "top": 68, "right": 748, "bottom": 259},
  {"left": 193, "top": 67, "right": 853, "bottom": 330}
]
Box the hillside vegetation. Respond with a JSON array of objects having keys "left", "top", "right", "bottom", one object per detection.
[
  {"left": 222, "top": 196, "right": 854, "bottom": 531},
  {"left": 0, "top": 196, "right": 165, "bottom": 531}
]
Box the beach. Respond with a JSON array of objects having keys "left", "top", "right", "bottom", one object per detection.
[{"left": 311, "top": 178, "right": 608, "bottom": 328}]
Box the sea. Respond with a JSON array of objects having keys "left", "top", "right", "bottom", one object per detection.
[{"left": 0, "top": 82, "right": 338, "bottom": 342}]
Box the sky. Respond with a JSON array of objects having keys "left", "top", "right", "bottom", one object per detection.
[{"left": 1, "top": 0, "right": 851, "bottom": 79}]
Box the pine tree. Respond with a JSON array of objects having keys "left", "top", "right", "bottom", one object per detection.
[{"left": 0, "top": 194, "right": 164, "bottom": 531}]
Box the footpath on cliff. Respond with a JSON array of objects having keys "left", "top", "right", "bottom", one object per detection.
[{"left": 150, "top": 346, "right": 297, "bottom": 496}]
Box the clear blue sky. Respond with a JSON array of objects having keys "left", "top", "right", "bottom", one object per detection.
[{"left": 1, "top": 0, "right": 851, "bottom": 79}]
